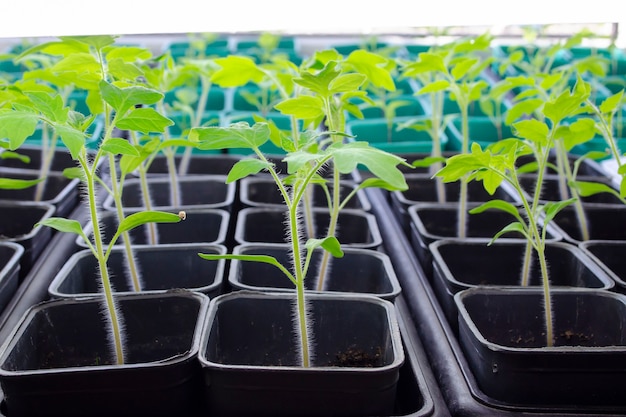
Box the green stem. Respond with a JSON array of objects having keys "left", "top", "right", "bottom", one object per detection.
[
  {"left": 556, "top": 140, "right": 589, "bottom": 241},
  {"left": 457, "top": 102, "right": 469, "bottom": 238},
  {"left": 157, "top": 101, "right": 181, "bottom": 207},
  {"left": 129, "top": 131, "right": 158, "bottom": 245},
  {"left": 431, "top": 90, "right": 446, "bottom": 204},
  {"left": 315, "top": 96, "right": 342, "bottom": 291},
  {"left": 179, "top": 77, "right": 211, "bottom": 176},
  {"left": 81, "top": 153, "right": 125, "bottom": 364},
  {"left": 107, "top": 153, "right": 143, "bottom": 292}
]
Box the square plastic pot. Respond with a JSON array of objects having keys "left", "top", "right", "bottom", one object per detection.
[
  {"left": 0, "top": 201, "right": 55, "bottom": 280},
  {"left": 199, "top": 291, "right": 404, "bottom": 416},
  {"left": 407, "top": 202, "right": 562, "bottom": 279},
  {"left": 234, "top": 207, "right": 382, "bottom": 250},
  {"left": 227, "top": 243, "right": 401, "bottom": 300},
  {"left": 0, "top": 292, "right": 209, "bottom": 417},
  {"left": 0, "top": 168, "right": 79, "bottom": 218},
  {"left": 431, "top": 239, "right": 615, "bottom": 330},
  {"left": 143, "top": 154, "right": 242, "bottom": 177},
  {"left": 77, "top": 209, "right": 230, "bottom": 249},
  {"left": 0, "top": 242, "right": 24, "bottom": 315},
  {"left": 455, "top": 288, "right": 626, "bottom": 410},
  {"left": 390, "top": 173, "right": 519, "bottom": 232},
  {"left": 48, "top": 244, "right": 227, "bottom": 299},
  {"left": 239, "top": 177, "right": 370, "bottom": 211},
  {"left": 102, "top": 175, "right": 235, "bottom": 212},
  {"left": 551, "top": 205, "right": 626, "bottom": 244},
  {"left": 580, "top": 240, "right": 626, "bottom": 293},
  {"left": 519, "top": 173, "right": 623, "bottom": 205}
]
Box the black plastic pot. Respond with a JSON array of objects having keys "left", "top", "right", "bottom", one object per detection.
[
  {"left": 143, "top": 154, "right": 241, "bottom": 176},
  {"left": 77, "top": 209, "right": 230, "bottom": 249},
  {"left": 227, "top": 243, "right": 401, "bottom": 300},
  {"left": 240, "top": 177, "right": 371, "bottom": 211},
  {"left": 519, "top": 173, "right": 623, "bottom": 205},
  {"left": 580, "top": 240, "right": 626, "bottom": 293},
  {"left": 0, "top": 145, "right": 77, "bottom": 172},
  {"left": 0, "top": 291, "right": 209, "bottom": 417},
  {"left": 390, "top": 174, "right": 519, "bottom": 232},
  {"left": 431, "top": 239, "right": 615, "bottom": 330},
  {"left": 0, "top": 201, "right": 55, "bottom": 280},
  {"left": 0, "top": 243, "right": 23, "bottom": 315},
  {"left": 455, "top": 288, "right": 626, "bottom": 411},
  {"left": 103, "top": 175, "right": 236, "bottom": 212},
  {"left": 199, "top": 291, "right": 404, "bottom": 416},
  {"left": 48, "top": 244, "right": 227, "bottom": 299},
  {"left": 0, "top": 168, "right": 79, "bottom": 217},
  {"left": 552, "top": 205, "right": 626, "bottom": 244},
  {"left": 407, "top": 202, "right": 562, "bottom": 279},
  {"left": 234, "top": 207, "right": 382, "bottom": 249}
]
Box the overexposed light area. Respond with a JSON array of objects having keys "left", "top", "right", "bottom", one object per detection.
[{"left": 1, "top": 0, "right": 623, "bottom": 39}]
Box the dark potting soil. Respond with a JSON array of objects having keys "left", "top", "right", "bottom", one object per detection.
[
  {"left": 497, "top": 328, "right": 598, "bottom": 348},
  {"left": 325, "top": 345, "right": 384, "bottom": 368}
]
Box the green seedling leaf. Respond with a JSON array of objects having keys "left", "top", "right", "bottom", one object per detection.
[
  {"left": 512, "top": 119, "right": 549, "bottom": 144},
  {"left": 275, "top": 95, "right": 325, "bottom": 119},
  {"left": 106, "top": 45, "right": 152, "bottom": 62},
  {"left": 36, "top": 218, "right": 88, "bottom": 241},
  {"left": 557, "top": 118, "right": 596, "bottom": 150},
  {"left": 283, "top": 148, "right": 327, "bottom": 173},
  {"left": 24, "top": 91, "right": 67, "bottom": 123},
  {"left": 305, "top": 236, "right": 344, "bottom": 258},
  {"left": 451, "top": 57, "right": 478, "bottom": 80},
  {"left": 358, "top": 177, "right": 408, "bottom": 191},
  {"left": 543, "top": 198, "right": 577, "bottom": 225},
  {"left": 330, "top": 141, "right": 409, "bottom": 190},
  {"left": 403, "top": 52, "right": 447, "bottom": 76},
  {"left": 54, "top": 124, "right": 85, "bottom": 160},
  {"left": 191, "top": 122, "right": 270, "bottom": 151},
  {"left": 198, "top": 253, "right": 296, "bottom": 285},
  {"left": 346, "top": 50, "right": 395, "bottom": 91},
  {"left": 63, "top": 167, "right": 86, "bottom": 181},
  {"left": 101, "top": 138, "right": 140, "bottom": 156},
  {"left": 0, "top": 110, "right": 39, "bottom": 150},
  {"left": 0, "top": 177, "right": 43, "bottom": 189},
  {"left": 505, "top": 98, "right": 543, "bottom": 125},
  {"left": 469, "top": 199, "right": 525, "bottom": 224},
  {"left": 294, "top": 60, "right": 340, "bottom": 97},
  {"left": 99, "top": 81, "right": 164, "bottom": 114},
  {"left": 0, "top": 151, "right": 30, "bottom": 164},
  {"left": 211, "top": 55, "right": 265, "bottom": 87},
  {"left": 107, "top": 58, "right": 144, "bottom": 81},
  {"left": 329, "top": 73, "right": 366, "bottom": 93},
  {"left": 227, "top": 158, "right": 272, "bottom": 183},
  {"left": 417, "top": 80, "right": 450, "bottom": 95},
  {"left": 62, "top": 35, "right": 117, "bottom": 50},
  {"left": 115, "top": 211, "right": 183, "bottom": 237},
  {"left": 574, "top": 180, "right": 625, "bottom": 203},
  {"left": 600, "top": 90, "right": 624, "bottom": 114},
  {"left": 489, "top": 221, "right": 529, "bottom": 244},
  {"left": 411, "top": 156, "right": 445, "bottom": 168},
  {"left": 116, "top": 108, "right": 173, "bottom": 133}
]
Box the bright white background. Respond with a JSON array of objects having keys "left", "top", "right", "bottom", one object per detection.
[{"left": 0, "top": 0, "right": 623, "bottom": 40}]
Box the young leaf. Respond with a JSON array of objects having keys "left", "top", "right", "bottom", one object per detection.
[
  {"left": 101, "top": 138, "right": 140, "bottom": 156},
  {"left": 305, "top": 236, "right": 344, "bottom": 258},
  {"left": 328, "top": 73, "right": 366, "bottom": 94},
  {"left": 99, "top": 81, "right": 164, "bottom": 115},
  {"left": 512, "top": 119, "right": 549, "bottom": 144},
  {"left": 330, "top": 141, "right": 409, "bottom": 190},
  {"left": 274, "top": 95, "right": 325, "bottom": 119},
  {"left": 198, "top": 253, "right": 296, "bottom": 285},
  {"left": 542, "top": 198, "right": 577, "bottom": 225},
  {"left": 211, "top": 55, "right": 265, "bottom": 87},
  {"left": 417, "top": 80, "right": 451, "bottom": 95},
  {"left": 191, "top": 122, "right": 270, "bottom": 151},
  {"left": 115, "top": 108, "right": 173, "bottom": 134},
  {"left": 36, "top": 217, "right": 90, "bottom": 244},
  {"left": 357, "top": 177, "right": 408, "bottom": 192},
  {"left": 54, "top": 124, "right": 85, "bottom": 160},
  {"left": 599, "top": 90, "right": 624, "bottom": 115},
  {"left": 113, "top": 211, "right": 182, "bottom": 246},
  {"left": 469, "top": 199, "right": 525, "bottom": 224},
  {"left": 0, "top": 111, "right": 39, "bottom": 150},
  {"left": 0, "top": 177, "right": 43, "bottom": 190},
  {"left": 574, "top": 180, "right": 626, "bottom": 202},
  {"left": 226, "top": 158, "right": 272, "bottom": 183},
  {"left": 345, "top": 50, "right": 395, "bottom": 91},
  {"left": 488, "top": 221, "right": 530, "bottom": 245}
]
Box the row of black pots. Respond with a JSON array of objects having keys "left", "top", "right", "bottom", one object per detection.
[
  {"left": 0, "top": 159, "right": 447, "bottom": 416},
  {"left": 368, "top": 185, "right": 626, "bottom": 416}
]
